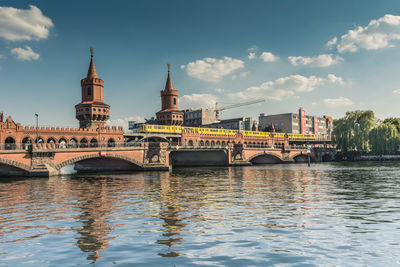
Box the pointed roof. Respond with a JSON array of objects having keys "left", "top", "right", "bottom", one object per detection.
[
  {"left": 164, "top": 64, "right": 174, "bottom": 91},
  {"left": 86, "top": 47, "right": 98, "bottom": 79}
]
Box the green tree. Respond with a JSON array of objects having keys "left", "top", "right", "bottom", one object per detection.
[
  {"left": 332, "top": 110, "right": 375, "bottom": 155},
  {"left": 383, "top": 117, "right": 400, "bottom": 132},
  {"left": 370, "top": 122, "right": 400, "bottom": 155}
]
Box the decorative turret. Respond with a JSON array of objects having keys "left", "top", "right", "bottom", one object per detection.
[
  {"left": 75, "top": 48, "right": 110, "bottom": 129},
  {"left": 160, "top": 64, "right": 179, "bottom": 110},
  {"left": 156, "top": 64, "right": 184, "bottom": 125}
]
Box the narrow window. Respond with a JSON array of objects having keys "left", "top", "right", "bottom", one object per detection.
[
  {"left": 88, "top": 87, "right": 92, "bottom": 96},
  {"left": 173, "top": 98, "right": 176, "bottom": 105}
]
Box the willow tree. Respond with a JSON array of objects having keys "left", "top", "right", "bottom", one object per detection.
[
  {"left": 370, "top": 122, "right": 400, "bottom": 155},
  {"left": 383, "top": 118, "right": 400, "bottom": 132},
  {"left": 332, "top": 110, "right": 375, "bottom": 154}
]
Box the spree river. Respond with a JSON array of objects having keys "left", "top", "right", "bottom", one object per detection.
[{"left": 0, "top": 162, "right": 399, "bottom": 266}]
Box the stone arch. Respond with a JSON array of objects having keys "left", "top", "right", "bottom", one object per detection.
[
  {"left": 4, "top": 137, "right": 16, "bottom": 150},
  {"left": 292, "top": 153, "right": 315, "bottom": 163},
  {"left": 70, "top": 138, "right": 78, "bottom": 148},
  {"left": 35, "top": 137, "right": 44, "bottom": 144},
  {"left": 211, "top": 141, "right": 215, "bottom": 146},
  {"left": 47, "top": 137, "right": 56, "bottom": 144},
  {"left": 79, "top": 138, "right": 88, "bottom": 148},
  {"left": 22, "top": 137, "right": 32, "bottom": 150},
  {"left": 199, "top": 140, "right": 204, "bottom": 146},
  {"left": 58, "top": 138, "right": 67, "bottom": 148},
  {"left": 107, "top": 138, "right": 115, "bottom": 147},
  {"left": 55, "top": 153, "right": 143, "bottom": 170},
  {"left": 0, "top": 158, "right": 31, "bottom": 172},
  {"left": 248, "top": 152, "right": 284, "bottom": 164},
  {"left": 205, "top": 140, "right": 210, "bottom": 146},
  {"left": 216, "top": 141, "right": 221, "bottom": 146},
  {"left": 221, "top": 141, "right": 226, "bottom": 146},
  {"left": 188, "top": 140, "right": 194, "bottom": 146},
  {"left": 90, "top": 138, "right": 98, "bottom": 147}
]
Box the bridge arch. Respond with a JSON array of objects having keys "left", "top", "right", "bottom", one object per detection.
[
  {"left": 55, "top": 153, "right": 143, "bottom": 170},
  {"left": 292, "top": 152, "right": 315, "bottom": 163},
  {"left": 248, "top": 152, "right": 284, "bottom": 164},
  {"left": 0, "top": 158, "right": 31, "bottom": 172}
]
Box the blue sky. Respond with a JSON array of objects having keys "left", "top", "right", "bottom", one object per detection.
[{"left": 1, "top": 0, "right": 400, "bottom": 129}]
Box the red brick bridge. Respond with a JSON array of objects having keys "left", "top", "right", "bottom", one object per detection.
[{"left": 0, "top": 141, "right": 334, "bottom": 177}]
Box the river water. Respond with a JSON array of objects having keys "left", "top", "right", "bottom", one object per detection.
[{"left": 0, "top": 162, "right": 399, "bottom": 266}]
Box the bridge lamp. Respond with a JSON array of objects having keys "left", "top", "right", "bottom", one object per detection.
[{"left": 35, "top": 114, "right": 39, "bottom": 144}]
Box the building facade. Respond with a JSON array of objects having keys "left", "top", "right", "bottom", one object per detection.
[
  {"left": 183, "top": 108, "right": 215, "bottom": 127},
  {"left": 156, "top": 65, "right": 184, "bottom": 125},
  {"left": 75, "top": 48, "right": 110, "bottom": 129},
  {"left": 258, "top": 108, "right": 333, "bottom": 138},
  {"left": 206, "top": 117, "right": 256, "bottom": 131}
]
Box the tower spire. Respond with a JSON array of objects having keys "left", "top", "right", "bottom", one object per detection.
[
  {"left": 164, "top": 63, "right": 174, "bottom": 91},
  {"left": 87, "top": 47, "right": 98, "bottom": 79}
]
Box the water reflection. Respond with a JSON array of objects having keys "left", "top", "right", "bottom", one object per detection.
[{"left": 0, "top": 163, "right": 400, "bottom": 266}]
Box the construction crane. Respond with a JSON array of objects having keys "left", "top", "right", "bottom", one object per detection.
[{"left": 215, "top": 99, "right": 265, "bottom": 121}]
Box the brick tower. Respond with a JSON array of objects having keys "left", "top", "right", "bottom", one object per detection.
[
  {"left": 75, "top": 48, "right": 110, "bottom": 129},
  {"left": 156, "top": 64, "right": 184, "bottom": 125}
]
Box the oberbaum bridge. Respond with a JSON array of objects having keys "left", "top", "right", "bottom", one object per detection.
[{"left": 0, "top": 49, "right": 335, "bottom": 177}]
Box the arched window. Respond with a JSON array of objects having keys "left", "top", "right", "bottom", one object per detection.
[
  {"left": 90, "top": 138, "right": 98, "bottom": 147},
  {"left": 70, "top": 138, "right": 78, "bottom": 148},
  {"left": 79, "top": 138, "right": 88, "bottom": 148},
  {"left": 107, "top": 138, "right": 115, "bottom": 147},
  {"left": 173, "top": 98, "right": 176, "bottom": 105},
  {"left": 4, "top": 137, "right": 16, "bottom": 150},
  {"left": 87, "top": 87, "right": 92, "bottom": 96}
]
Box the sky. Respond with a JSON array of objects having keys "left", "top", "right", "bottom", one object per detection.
[{"left": 1, "top": 0, "right": 400, "bottom": 129}]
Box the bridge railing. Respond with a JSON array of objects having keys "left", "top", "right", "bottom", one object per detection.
[
  {"left": 0, "top": 142, "right": 142, "bottom": 151},
  {"left": 168, "top": 142, "right": 288, "bottom": 150}
]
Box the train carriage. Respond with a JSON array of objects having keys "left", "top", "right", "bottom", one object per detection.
[{"left": 139, "top": 124, "right": 317, "bottom": 141}]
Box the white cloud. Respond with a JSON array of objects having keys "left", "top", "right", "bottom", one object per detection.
[
  {"left": 248, "top": 52, "right": 256, "bottom": 60},
  {"left": 179, "top": 93, "right": 218, "bottom": 109},
  {"left": 289, "top": 54, "right": 343, "bottom": 67},
  {"left": 327, "top": 74, "right": 344, "bottom": 85},
  {"left": 182, "top": 57, "right": 244, "bottom": 82},
  {"left": 260, "top": 51, "right": 279, "bottom": 62},
  {"left": 0, "top": 5, "right": 53, "bottom": 41},
  {"left": 11, "top": 46, "right": 40, "bottom": 61},
  {"left": 0, "top": 54, "right": 4, "bottom": 59},
  {"left": 313, "top": 97, "right": 353, "bottom": 107},
  {"left": 107, "top": 116, "right": 145, "bottom": 131},
  {"left": 326, "top": 37, "right": 337, "bottom": 48},
  {"left": 331, "top": 14, "right": 400, "bottom": 53},
  {"left": 215, "top": 88, "right": 225, "bottom": 93},
  {"left": 248, "top": 45, "right": 258, "bottom": 51},
  {"left": 393, "top": 89, "right": 400, "bottom": 95},
  {"left": 230, "top": 74, "right": 343, "bottom": 101},
  {"left": 231, "top": 75, "right": 237, "bottom": 80}
]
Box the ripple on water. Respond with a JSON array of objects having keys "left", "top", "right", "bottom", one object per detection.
[{"left": 0, "top": 162, "right": 400, "bottom": 266}]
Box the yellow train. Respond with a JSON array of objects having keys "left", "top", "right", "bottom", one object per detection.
[{"left": 139, "top": 124, "right": 316, "bottom": 140}]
